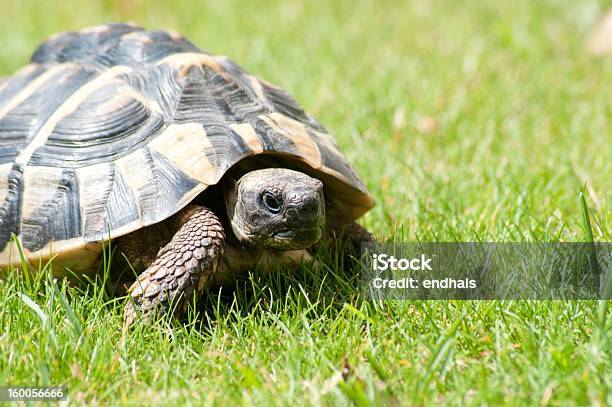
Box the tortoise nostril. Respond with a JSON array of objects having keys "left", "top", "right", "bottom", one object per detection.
[
  {"left": 286, "top": 208, "right": 299, "bottom": 219},
  {"left": 285, "top": 196, "right": 320, "bottom": 222},
  {"left": 301, "top": 196, "right": 320, "bottom": 215}
]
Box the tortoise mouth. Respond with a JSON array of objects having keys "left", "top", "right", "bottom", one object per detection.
[
  {"left": 272, "top": 226, "right": 323, "bottom": 248},
  {"left": 273, "top": 230, "right": 296, "bottom": 240}
]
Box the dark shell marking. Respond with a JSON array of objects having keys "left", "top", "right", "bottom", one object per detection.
[{"left": 0, "top": 23, "right": 373, "bottom": 269}]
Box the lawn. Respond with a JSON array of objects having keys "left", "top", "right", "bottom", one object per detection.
[{"left": 0, "top": 0, "right": 610, "bottom": 405}]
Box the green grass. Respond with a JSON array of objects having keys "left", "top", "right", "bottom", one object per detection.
[{"left": 0, "top": 0, "right": 611, "bottom": 405}]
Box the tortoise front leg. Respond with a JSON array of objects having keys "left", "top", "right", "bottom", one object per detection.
[
  {"left": 123, "top": 205, "right": 225, "bottom": 328},
  {"left": 327, "top": 219, "right": 374, "bottom": 250},
  {"left": 313, "top": 219, "right": 374, "bottom": 271}
]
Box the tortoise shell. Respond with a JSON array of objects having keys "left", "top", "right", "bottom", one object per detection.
[{"left": 0, "top": 23, "right": 374, "bottom": 272}]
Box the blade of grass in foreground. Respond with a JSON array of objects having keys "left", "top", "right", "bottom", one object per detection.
[
  {"left": 17, "top": 292, "right": 59, "bottom": 350},
  {"left": 580, "top": 191, "right": 609, "bottom": 404},
  {"left": 580, "top": 192, "right": 608, "bottom": 318}
]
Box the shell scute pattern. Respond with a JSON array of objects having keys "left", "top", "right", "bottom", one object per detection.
[{"left": 0, "top": 65, "right": 98, "bottom": 165}]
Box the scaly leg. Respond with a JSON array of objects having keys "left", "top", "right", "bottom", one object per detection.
[
  {"left": 313, "top": 219, "right": 374, "bottom": 271},
  {"left": 123, "top": 205, "right": 225, "bottom": 328},
  {"left": 327, "top": 219, "right": 375, "bottom": 250}
]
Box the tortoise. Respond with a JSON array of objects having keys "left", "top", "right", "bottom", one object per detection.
[{"left": 0, "top": 23, "right": 375, "bottom": 327}]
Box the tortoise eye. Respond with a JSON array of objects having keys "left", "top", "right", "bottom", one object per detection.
[{"left": 262, "top": 192, "right": 283, "bottom": 214}]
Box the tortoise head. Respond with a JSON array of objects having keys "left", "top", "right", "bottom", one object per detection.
[{"left": 225, "top": 168, "right": 325, "bottom": 250}]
